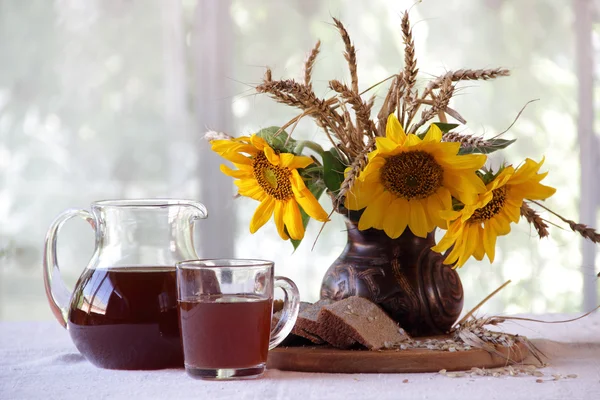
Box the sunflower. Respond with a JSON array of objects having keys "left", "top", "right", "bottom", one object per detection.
[
  {"left": 344, "top": 114, "right": 487, "bottom": 239},
  {"left": 432, "top": 158, "right": 556, "bottom": 267},
  {"left": 210, "top": 135, "right": 329, "bottom": 240}
]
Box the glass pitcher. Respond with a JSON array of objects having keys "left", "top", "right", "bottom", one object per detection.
[{"left": 43, "top": 199, "right": 207, "bottom": 370}]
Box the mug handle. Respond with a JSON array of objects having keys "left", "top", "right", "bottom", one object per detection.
[
  {"left": 269, "top": 276, "right": 300, "bottom": 350},
  {"left": 43, "top": 209, "right": 96, "bottom": 328}
]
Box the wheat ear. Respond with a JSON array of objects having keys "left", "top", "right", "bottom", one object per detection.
[
  {"left": 335, "top": 139, "right": 375, "bottom": 206},
  {"left": 530, "top": 200, "right": 600, "bottom": 243},
  {"left": 304, "top": 40, "right": 321, "bottom": 90},
  {"left": 333, "top": 18, "right": 359, "bottom": 94},
  {"left": 400, "top": 11, "right": 419, "bottom": 127},
  {"left": 520, "top": 202, "right": 550, "bottom": 238}
]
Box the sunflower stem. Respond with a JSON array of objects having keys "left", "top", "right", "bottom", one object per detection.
[{"left": 294, "top": 140, "right": 325, "bottom": 158}]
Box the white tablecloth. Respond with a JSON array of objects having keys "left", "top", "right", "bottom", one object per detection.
[{"left": 1, "top": 314, "right": 600, "bottom": 400}]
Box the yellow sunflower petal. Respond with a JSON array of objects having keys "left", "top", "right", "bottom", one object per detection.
[
  {"left": 211, "top": 141, "right": 257, "bottom": 156},
  {"left": 472, "top": 231, "right": 486, "bottom": 261},
  {"left": 358, "top": 158, "right": 385, "bottom": 183},
  {"left": 444, "top": 172, "right": 486, "bottom": 204},
  {"left": 386, "top": 114, "right": 407, "bottom": 144},
  {"left": 220, "top": 164, "right": 253, "bottom": 179},
  {"left": 510, "top": 182, "right": 556, "bottom": 201},
  {"left": 483, "top": 221, "right": 498, "bottom": 263},
  {"left": 345, "top": 180, "right": 384, "bottom": 210},
  {"left": 429, "top": 141, "right": 461, "bottom": 158},
  {"left": 444, "top": 235, "right": 466, "bottom": 266},
  {"left": 283, "top": 199, "right": 304, "bottom": 240},
  {"left": 503, "top": 203, "right": 521, "bottom": 223},
  {"left": 493, "top": 167, "right": 514, "bottom": 187},
  {"left": 489, "top": 213, "right": 512, "bottom": 236},
  {"left": 293, "top": 187, "right": 329, "bottom": 222},
  {"left": 437, "top": 153, "right": 487, "bottom": 170},
  {"left": 437, "top": 187, "right": 453, "bottom": 211},
  {"left": 405, "top": 134, "right": 422, "bottom": 147},
  {"left": 375, "top": 137, "right": 399, "bottom": 154},
  {"left": 423, "top": 124, "right": 443, "bottom": 142},
  {"left": 273, "top": 201, "right": 289, "bottom": 240},
  {"left": 290, "top": 169, "right": 307, "bottom": 192},
  {"left": 408, "top": 200, "right": 429, "bottom": 238},
  {"left": 249, "top": 197, "right": 275, "bottom": 234},
  {"left": 250, "top": 135, "right": 268, "bottom": 150},
  {"left": 281, "top": 154, "right": 313, "bottom": 169},
  {"left": 459, "top": 224, "right": 480, "bottom": 266},
  {"left": 439, "top": 209, "right": 462, "bottom": 222},
  {"left": 383, "top": 197, "right": 410, "bottom": 239},
  {"left": 235, "top": 179, "right": 265, "bottom": 201},
  {"left": 358, "top": 191, "right": 393, "bottom": 231},
  {"left": 217, "top": 151, "right": 253, "bottom": 165},
  {"left": 432, "top": 218, "right": 466, "bottom": 254},
  {"left": 263, "top": 145, "right": 280, "bottom": 165},
  {"left": 509, "top": 158, "right": 543, "bottom": 185}
]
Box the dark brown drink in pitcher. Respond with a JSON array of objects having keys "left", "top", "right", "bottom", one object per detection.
[{"left": 67, "top": 267, "right": 183, "bottom": 370}]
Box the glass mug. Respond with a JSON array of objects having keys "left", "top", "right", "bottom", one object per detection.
[{"left": 176, "top": 259, "right": 300, "bottom": 380}]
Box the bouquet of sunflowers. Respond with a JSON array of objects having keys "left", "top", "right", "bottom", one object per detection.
[{"left": 208, "top": 12, "right": 599, "bottom": 268}]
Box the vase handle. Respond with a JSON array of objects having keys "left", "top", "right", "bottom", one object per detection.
[{"left": 43, "top": 209, "right": 96, "bottom": 328}]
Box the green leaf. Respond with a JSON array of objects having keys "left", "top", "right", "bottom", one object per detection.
[
  {"left": 432, "top": 122, "right": 460, "bottom": 133},
  {"left": 478, "top": 164, "right": 508, "bottom": 184},
  {"left": 321, "top": 149, "right": 346, "bottom": 193},
  {"left": 289, "top": 183, "right": 326, "bottom": 251},
  {"left": 256, "top": 126, "right": 297, "bottom": 153},
  {"left": 458, "top": 138, "right": 517, "bottom": 155},
  {"left": 417, "top": 123, "right": 461, "bottom": 139}
]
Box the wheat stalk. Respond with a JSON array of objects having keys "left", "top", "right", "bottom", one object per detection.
[
  {"left": 377, "top": 74, "right": 404, "bottom": 136},
  {"left": 401, "top": 11, "right": 419, "bottom": 127},
  {"left": 530, "top": 200, "right": 600, "bottom": 243},
  {"left": 410, "top": 76, "right": 454, "bottom": 133},
  {"left": 304, "top": 40, "right": 321, "bottom": 90},
  {"left": 520, "top": 202, "right": 550, "bottom": 238},
  {"left": 336, "top": 99, "right": 358, "bottom": 150},
  {"left": 329, "top": 79, "right": 377, "bottom": 142},
  {"left": 333, "top": 18, "right": 359, "bottom": 94},
  {"left": 442, "top": 131, "right": 489, "bottom": 148},
  {"left": 256, "top": 77, "right": 352, "bottom": 157},
  {"left": 335, "top": 139, "right": 375, "bottom": 206},
  {"left": 425, "top": 68, "right": 511, "bottom": 94},
  {"left": 565, "top": 221, "right": 600, "bottom": 243}
]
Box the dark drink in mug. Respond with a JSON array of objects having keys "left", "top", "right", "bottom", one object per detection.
[
  {"left": 179, "top": 295, "right": 272, "bottom": 369},
  {"left": 176, "top": 259, "right": 300, "bottom": 380}
]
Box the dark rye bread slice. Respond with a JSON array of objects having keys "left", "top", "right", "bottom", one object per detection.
[
  {"left": 317, "top": 296, "right": 409, "bottom": 350},
  {"left": 290, "top": 301, "right": 325, "bottom": 344},
  {"left": 297, "top": 299, "right": 354, "bottom": 347},
  {"left": 295, "top": 299, "right": 356, "bottom": 349},
  {"left": 272, "top": 302, "right": 325, "bottom": 345}
]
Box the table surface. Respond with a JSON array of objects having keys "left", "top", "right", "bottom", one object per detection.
[{"left": 1, "top": 314, "right": 599, "bottom": 400}]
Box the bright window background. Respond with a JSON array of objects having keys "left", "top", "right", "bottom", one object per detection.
[{"left": 1, "top": 0, "right": 599, "bottom": 321}]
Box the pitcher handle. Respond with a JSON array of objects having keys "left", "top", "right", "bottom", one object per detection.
[
  {"left": 269, "top": 276, "right": 300, "bottom": 350},
  {"left": 43, "top": 209, "right": 96, "bottom": 328}
]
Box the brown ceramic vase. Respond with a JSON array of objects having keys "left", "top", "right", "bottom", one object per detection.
[{"left": 320, "top": 209, "right": 464, "bottom": 337}]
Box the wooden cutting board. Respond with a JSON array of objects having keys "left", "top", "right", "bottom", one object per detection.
[{"left": 267, "top": 340, "right": 529, "bottom": 373}]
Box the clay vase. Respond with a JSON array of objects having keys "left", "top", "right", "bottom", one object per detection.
[{"left": 320, "top": 209, "right": 463, "bottom": 337}]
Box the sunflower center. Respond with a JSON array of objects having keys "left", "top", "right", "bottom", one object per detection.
[
  {"left": 380, "top": 151, "right": 444, "bottom": 200},
  {"left": 252, "top": 152, "right": 294, "bottom": 201},
  {"left": 469, "top": 186, "right": 508, "bottom": 223}
]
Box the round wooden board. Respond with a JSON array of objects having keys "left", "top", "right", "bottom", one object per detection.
[{"left": 267, "top": 340, "right": 529, "bottom": 374}]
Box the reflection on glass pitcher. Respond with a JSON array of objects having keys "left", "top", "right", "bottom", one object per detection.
[{"left": 43, "top": 199, "right": 207, "bottom": 370}]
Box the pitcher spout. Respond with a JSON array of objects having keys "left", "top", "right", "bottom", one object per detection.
[{"left": 178, "top": 200, "right": 208, "bottom": 220}]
